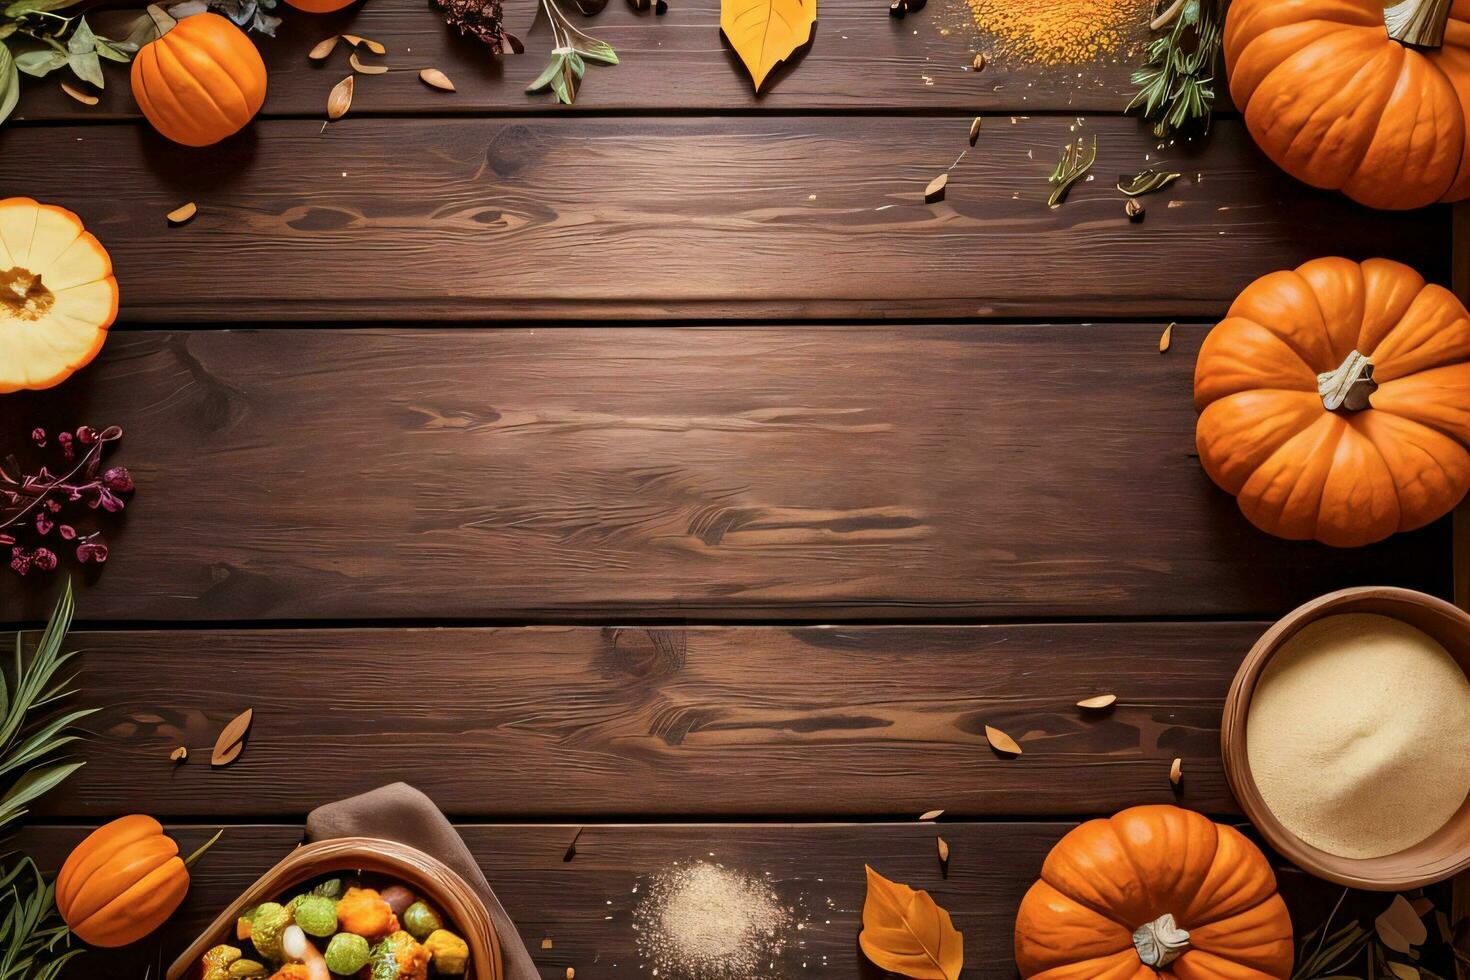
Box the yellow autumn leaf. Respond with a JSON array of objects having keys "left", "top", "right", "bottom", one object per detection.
[
  {"left": 858, "top": 865, "right": 963, "bottom": 980},
  {"left": 720, "top": 0, "right": 815, "bottom": 91}
]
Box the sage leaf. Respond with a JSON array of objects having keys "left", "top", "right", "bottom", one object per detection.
[
  {"left": 15, "top": 48, "right": 67, "bottom": 77},
  {"left": 66, "top": 19, "right": 103, "bottom": 87},
  {"left": 4, "top": 0, "right": 77, "bottom": 16},
  {"left": 0, "top": 23, "right": 16, "bottom": 40},
  {"left": 94, "top": 35, "right": 136, "bottom": 63},
  {"left": 0, "top": 43, "right": 16, "bottom": 126},
  {"left": 527, "top": 50, "right": 566, "bottom": 93}
]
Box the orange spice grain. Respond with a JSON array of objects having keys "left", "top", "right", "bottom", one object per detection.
[{"left": 965, "top": 0, "right": 1145, "bottom": 65}]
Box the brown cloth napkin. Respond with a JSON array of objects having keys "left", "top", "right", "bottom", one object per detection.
[{"left": 305, "top": 782, "right": 539, "bottom": 980}]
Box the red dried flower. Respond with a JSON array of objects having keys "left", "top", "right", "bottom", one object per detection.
[
  {"left": 102, "top": 467, "right": 133, "bottom": 493},
  {"left": 3, "top": 424, "right": 132, "bottom": 575},
  {"left": 31, "top": 548, "right": 57, "bottom": 571},
  {"left": 58, "top": 525, "right": 76, "bottom": 541},
  {"left": 30, "top": 428, "right": 45, "bottom": 447},
  {"left": 75, "top": 541, "right": 107, "bottom": 564}
]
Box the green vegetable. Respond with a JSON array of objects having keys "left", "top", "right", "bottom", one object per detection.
[
  {"left": 227, "top": 960, "right": 267, "bottom": 978},
  {"left": 402, "top": 900, "right": 442, "bottom": 940},
  {"left": 289, "top": 894, "right": 338, "bottom": 937},
  {"left": 248, "top": 902, "right": 291, "bottom": 962},
  {"left": 369, "top": 931, "right": 425, "bottom": 980},
  {"left": 424, "top": 929, "right": 469, "bottom": 975},
  {"left": 324, "top": 932, "right": 371, "bottom": 975},
  {"left": 201, "top": 944, "right": 242, "bottom": 980},
  {"left": 1126, "top": 0, "right": 1224, "bottom": 139},
  {"left": 310, "top": 877, "right": 345, "bottom": 900}
]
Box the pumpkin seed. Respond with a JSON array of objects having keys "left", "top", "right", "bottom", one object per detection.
[
  {"left": 1117, "top": 168, "right": 1181, "bottom": 197},
  {"left": 308, "top": 36, "right": 340, "bottom": 60},
  {"left": 1169, "top": 757, "right": 1182, "bottom": 786},
  {"left": 1125, "top": 198, "right": 1145, "bottom": 222},
  {"left": 936, "top": 836, "right": 949, "bottom": 863},
  {"left": 541, "top": 938, "right": 554, "bottom": 950},
  {"left": 1076, "top": 694, "right": 1117, "bottom": 710},
  {"left": 211, "top": 707, "right": 253, "bottom": 766},
  {"left": 60, "top": 82, "right": 98, "bottom": 106},
  {"left": 342, "top": 34, "right": 386, "bottom": 54},
  {"left": 925, "top": 173, "right": 947, "bottom": 203},
  {"left": 166, "top": 202, "right": 197, "bottom": 226},
  {"left": 327, "top": 75, "right": 354, "bottom": 120},
  {"left": 971, "top": 52, "right": 986, "bottom": 72},
  {"left": 918, "top": 809, "right": 944, "bottom": 821},
  {"left": 1158, "top": 322, "right": 1174, "bottom": 353},
  {"left": 420, "top": 68, "right": 456, "bottom": 91},
  {"left": 170, "top": 746, "right": 188, "bottom": 762},
  {"left": 985, "top": 725, "right": 1022, "bottom": 756},
  {"left": 567, "top": 971, "right": 575, "bottom": 980},
  {"left": 349, "top": 51, "right": 389, "bottom": 75}
]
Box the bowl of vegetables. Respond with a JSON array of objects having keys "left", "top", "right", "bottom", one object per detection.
[{"left": 167, "top": 837, "right": 503, "bottom": 980}]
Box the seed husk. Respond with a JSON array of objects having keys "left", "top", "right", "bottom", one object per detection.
[
  {"left": 212, "top": 708, "right": 253, "bottom": 766},
  {"left": 985, "top": 725, "right": 1022, "bottom": 756},
  {"left": 541, "top": 938, "right": 553, "bottom": 950},
  {"left": 1158, "top": 322, "right": 1174, "bottom": 353},
  {"left": 349, "top": 51, "right": 389, "bottom": 74},
  {"left": 918, "top": 809, "right": 944, "bottom": 821},
  {"left": 170, "top": 746, "right": 188, "bottom": 762},
  {"left": 327, "top": 75, "right": 354, "bottom": 119},
  {"left": 1125, "top": 198, "right": 1145, "bottom": 222},
  {"left": 925, "top": 173, "right": 947, "bottom": 203},
  {"left": 567, "top": 971, "right": 575, "bottom": 980},
  {"left": 968, "top": 116, "right": 981, "bottom": 146},
  {"left": 420, "top": 68, "right": 456, "bottom": 91},
  {"left": 308, "top": 35, "right": 339, "bottom": 60},
  {"left": 60, "top": 82, "right": 98, "bottom": 106},
  {"left": 342, "top": 34, "right": 386, "bottom": 54},
  {"left": 936, "top": 836, "right": 949, "bottom": 864},
  {"left": 1076, "top": 694, "right": 1117, "bottom": 710},
  {"left": 166, "top": 202, "right": 197, "bottom": 226},
  {"left": 1169, "top": 757, "right": 1183, "bottom": 786},
  {"left": 971, "top": 52, "right": 986, "bottom": 72}
]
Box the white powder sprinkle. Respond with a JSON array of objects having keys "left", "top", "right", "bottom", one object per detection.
[{"left": 634, "top": 862, "right": 798, "bottom": 979}]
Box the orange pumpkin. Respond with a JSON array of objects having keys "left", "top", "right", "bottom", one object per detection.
[
  {"left": 1225, "top": 0, "right": 1470, "bottom": 210},
  {"left": 283, "top": 0, "right": 359, "bottom": 12},
  {"left": 57, "top": 815, "right": 193, "bottom": 947},
  {"left": 131, "top": 12, "right": 267, "bottom": 147},
  {"left": 0, "top": 197, "right": 117, "bottom": 393},
  {"left": 1194, "top": 257, "right": 1470, "bottom": 548},
  {"left": 1015, "top": 805, "right": 1293, "bottom": 980}
]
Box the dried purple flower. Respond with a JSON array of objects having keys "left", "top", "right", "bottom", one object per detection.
[
  {"left": 9, "top": 551, "right": 29, "bottom": 576},
  {"left": 31, "top": 548, "right": 57, "bottom": 571},
  {"left": 56, "top": 431, "right": 73, "bottom": 460},
  {"left": 102, "top": 466, "right": 134, "bottom": 493},
  {"left": 75, "top": 541, "right": 107, "bottom": 564},
  {"left": 75, "top": 425, "right": 97, "bottom": 445},
  {"left": 58, "top": 525, "right": 75, "bottom": 541},
  {"left": 35, "top": 512, "right": 52, "bottom": 535},
  {"left": 3, "top": 424, "right": 132, "bottom": 575},
  {"left": 45, "top": 499, "right": 60, "bottom": 512},
  {"left": 0, "top": 533, "right": 12, "bottom": 546},
  {"left": 30, "top": 428, "right": 46, "bottom": 447}
]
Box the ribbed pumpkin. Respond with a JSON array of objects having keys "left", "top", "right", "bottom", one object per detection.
[
  {"left": 1225, "top": 0, "right": 1470, "bottom": 210},
  {"left": 130, "top": 12, "right": 267, "bottom": 147},
  {"left": 57, "top": 815, "right": 193, "bottom": 947},
  {"left": 1195, "top": 257, "right": 1470, "bottom": 548},
  {"left": 1015, "top": 806, "right": 1293, "bottom": 980}
]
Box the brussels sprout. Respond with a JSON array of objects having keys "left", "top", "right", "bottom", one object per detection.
[
  {"left": 369, "top": 931, "right": 429, "bottom": 980},
  {"left": 324, "top": 932, "right": 371, "bottom": 975},
  {"left": 201, "top": 944, "right": 241, "bottom": 980},
  {"left": 226, "top": 960, "right": 267, "bottom": 978},
  {"left": 402, "top": 901, "right": 442, "bottom": 941},
  {"left": 289, "top": 894, "right": 338, "bottom": 937},
  {"left": 249, "top": 902, "right": 292, "bottom": 962},
  {"left": 310, "top": 877, "right": 345, "bottom": 900},
  {"left": 423, "top": 929, "right": 469, "bottom": 975}
]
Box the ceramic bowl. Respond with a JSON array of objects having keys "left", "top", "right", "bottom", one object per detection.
[
  {"left": 167, "top": 837, "right": 503, "bottom": 980},
  {"left": 1222, "top": 586, "right": 1470, "bottom": 890}
]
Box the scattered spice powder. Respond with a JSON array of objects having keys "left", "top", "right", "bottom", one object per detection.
[
  {"left": 634, "top": 861, "right": 798, "bottom": 979},
  {"left": 964, "top": 0, "right": 1145, "bottom": 65}
]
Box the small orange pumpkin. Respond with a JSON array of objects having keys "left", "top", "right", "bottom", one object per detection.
[
  {"left": 1225, "top": 0, "right": 1470, "bottom": 210},
  {"left": 1195, "top": 257, "right": 1470, "bottom": 548},
  {"left": 57, "top": 815, "right": 194, "bottom": 947},
  {"left": 1015, "top": 805, "right": 1293, "bottom": 980},
  {"left": 131, "top": 12, "right": 267, "bottom": 147}
]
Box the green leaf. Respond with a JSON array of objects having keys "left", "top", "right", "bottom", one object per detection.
[
  {"left": 65, "top": 15, "right": 100, "bottom": 86},
  {"left": 0, "top": 760, "right": 84, "bottom": 819},
  {"left": 3, "top": 0, "right": 78, "bottom": 16},
  {"left": 0, "top": 23, "right": 17, "bottom": 40},
  {"left": 0, "top": 42, "right": 16, "bottom": 127},
  {"left": 526, "top": 50, "right": 566, "bottom": 93},
  {"left": 14, "top": 47, "right": 65, "bottom": 77},
  {"left": 93, "top": 35, "right": 136, "bottom": 61}
]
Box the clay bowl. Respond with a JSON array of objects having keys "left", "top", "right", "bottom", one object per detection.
[
  {"left": 1222, "top": 586, "right": 1470, "bottom": 890},
  {"left": 167, "top": 837, "right": 503, "bottom": 980}
]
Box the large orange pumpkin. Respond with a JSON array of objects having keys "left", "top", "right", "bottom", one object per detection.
[
  {"left": 0, "top": 197, "right": 117, "bottom": 393},
  {"left": 1015, "top": 806, "right": 1293, "bottom": 980},
  {"left": 1194, "top": 257, "right": 1470, "bottom": 548},
  {"left": 131, "top": 12, "right": 267, "bottom": 147},
  {"left": 57, "top": 815, "right": 193, "bottom": 947},
  {"left": 1225, "top": 0, "right": 1470, "bottom": 210},
  {"left": 283, "top": 0, "right": 360, "bottom": 12}
]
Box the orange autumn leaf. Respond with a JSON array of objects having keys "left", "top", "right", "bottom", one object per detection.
[{"left": 858, "top": 865, "right": 963, "bottom": 980}]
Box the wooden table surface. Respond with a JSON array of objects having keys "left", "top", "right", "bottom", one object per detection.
[{"left": 1, "top": 0, "right": 1462, "bottom": 975}]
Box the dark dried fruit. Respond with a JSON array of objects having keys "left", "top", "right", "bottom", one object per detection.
[{"left": 435, "top": 0, "right": 522, "bottom": 54}]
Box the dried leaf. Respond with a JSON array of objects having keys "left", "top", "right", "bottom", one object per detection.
[
  {"left": 1169, "top": 757, "right": 1182, "bottom": 786},
  {"left": 1159, "top": 322, "right": 1174, "bottom": 353},
  {"left": 720, "top": 0, "right": 815, "bottom": 91},
  {"left": 859, "top": 865, "right": 963, "bottom": 980},
  {"left": 342, "top": 34, "right": 386, "bottom": 54},
  {"left": 541, "top": 938, "right": 553, "bottom": 950},
  {"left": 985, "top": 725, "right": 1021, "bottom": 756},
  {"left": 420, "top": 68, "right": 456, "bottom": 91},
  {"left": 166, "top": 202, "right": 197, "bottom": 226},
  {"left": 349, "top": 51, "right": 389, "bottom": 74},
  {"left": 327, "top": 75, "right": 354, "bottom": 120},
  {"left": 936, "top": 836, "right": 949, "bottom": 863},
  {"left": 918, "top": 809, "right": 944, "bottom": 822},
  {"left": 169, "top": 746, "right": 187, "bottom": 762},
  {"left": 59, "top": 82, "right": 98, "bottom": 106},
  {"left": 924, "top": 173, "right": 947, "bottom": 204},
  {"left": 211, "top": 708, "right": 252, "bottom": 766},
  {"left": 1388, "top": 964, "right": 1420, "bottom": 980},
  {"left": 1376, "top": 895, "right": 1428, "bottom": 954},
  {"left": 1410, "top": 897, "right": 1433, "bottom": 917},
  {"left": 1076, "top": 694, "right": 1117, "bottom": 710},
  {"left": 308, "top": 36, "right": 339, "bottom": 60}
]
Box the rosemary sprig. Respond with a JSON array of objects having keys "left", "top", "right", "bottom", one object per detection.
[
  {"left": 0, "top": 856, "right": 79, "bottom": 980},
  {"left": 0, "top": 580, "right": 94, "bottom": 835},
  {"left": 1047, "top": 134, "right": 1097, "bottom": 208},
  {"left": 1127, "top": 0, "right": 1224, "bottom": 139},
  {"left": 526, "top": 0, "right": 617, "bottom": 104}
]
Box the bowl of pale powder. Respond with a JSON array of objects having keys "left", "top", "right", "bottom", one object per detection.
[{"left": 1223, "top": 587, "right": 1470, "bottom": 889}]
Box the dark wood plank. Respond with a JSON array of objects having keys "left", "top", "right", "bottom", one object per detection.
[
  {"left": 11, "top": 0, "right": 1159, "bottom": 120},
  {"left": 0, "top": 118, "right": 1446, "bottom": 322},
  {"left": 1, "top": 327, "right": 1449, "bottom": 623},
  {"left": 35, "top": 623, "right": 1251, "bottom": 819},
  {"left": 13, "top": 822, "right": 1427, "bottom": 980}
]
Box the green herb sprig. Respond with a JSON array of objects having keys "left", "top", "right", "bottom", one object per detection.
[
  {"left": 0, "top": 856, "right": 79, "bottom": 980},
  {"left": 1127, "top": 0, "right": 1225, "bottom": 140},
  {"left": 0, "top": 580, "right": 94, "bottom": 835},
  {"left": 526, "top": 0, "right": 617, "bottom": 105}
]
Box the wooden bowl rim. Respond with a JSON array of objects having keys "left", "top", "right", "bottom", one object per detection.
[
  {"left": 1222, "top": 586, "right": 1470, "bottom": 890},
  {"left": 166, "top": 836, "right": 504, "bottom": 980}
]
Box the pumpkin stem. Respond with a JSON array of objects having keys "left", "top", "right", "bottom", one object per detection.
[
  {"left": 1317, "top": 350, "right": 1377, "bottom": 412},
  {"left": 1385, "top": 0, "right": 1453, "bottom": 48},
  {"left": 1133, "top": 913, "right": 1191, "bottom": 970},
  {"left": 144, "top": 3, "right": 176, "bottom": 41},
  {"left": 183, "top": 827, "right": 224, "bottom": 870}
]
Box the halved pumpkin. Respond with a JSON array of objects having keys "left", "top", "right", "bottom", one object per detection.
[{"left": 0, "top": 197, "right": 118, "bottom": 393}]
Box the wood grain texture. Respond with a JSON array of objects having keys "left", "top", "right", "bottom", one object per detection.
[
  {"left": 34, "top": 623, "right": 1252, "bottom": 819},
  {"left": 13, "top": 821, "right": 1413, "bottom": 980},
  {"left": 0, "top": 118, "right": 1446, "bottom": 322},
  {"left": 0, "top": 327, "right": 1449, "bottom": 623},
  {"left": 11, "top": 0, "right": 1158, "bottom": 120}
]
